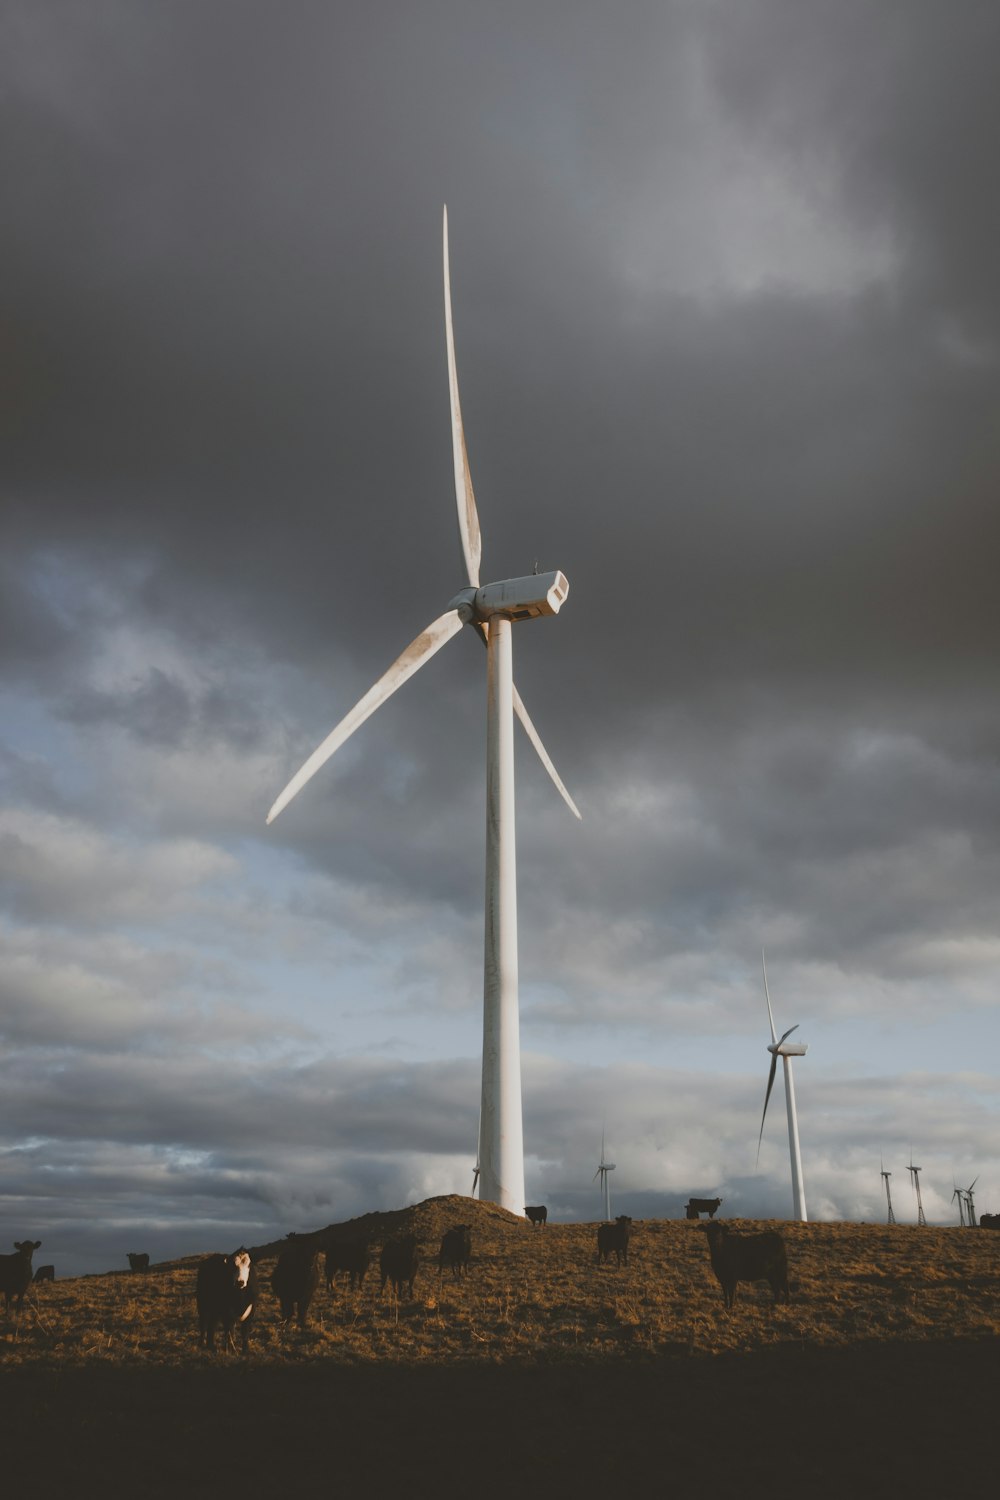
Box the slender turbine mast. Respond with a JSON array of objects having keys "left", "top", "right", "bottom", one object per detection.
[
  {"left": 266, "top": 209, "right": 580, "bottom": 1217},
  {"left": 952, "top": 1184, "right": 967, "bottom": 1227},
  {"left": 907, "top": 1156, "right": 927, "bottom": 1227},
  {"left": 880, "top": 1158, "right": 896, "bottom": 1225},
  {"left": 594, "top": 1129, "right": 616, "bottom": 1222},
  {"left": 756, "top": 950, "right": 809, "bottom": 1221},
  {"left": 963, "top": 1177, "right": 979, "bottom": 1227}
]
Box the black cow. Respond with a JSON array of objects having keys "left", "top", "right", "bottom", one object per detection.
[
  {"left": 704, "top": 1222, "right": 789, "bottom": 1309},
  {"left": 325, "top": 1240, "right": 370, "bottom": 1292},
  {"left": 272, "top": 1242, "right": 321, "bottom": 1328},
  {"left": 979, "top": 1213, "right": 1000, "bottom": 1230},
  {"left": 597, "top": 1215, "right": 633, "bottom": 1267},
  {"left": 438, "top": 1225, "right": 472, "bottom": 1278},
  {"left": 525, "top": 1205, "right": 547, "bottom": 1227},
  {"left": 0, "top": 1240, "right": 41, "bottom": 1314},
  {"left": 685, "top": 1197, "right": 723, "bottom": 1220},
  {"left": 380, "top": 1234, "right": 420, "bottom": 1297},
  {"left": 32, "top": 1265, "right": 55, "bottom": 1284},
  {"left": 127, "top": 1252, "right": 150, "bottom": 1272},
  {"left": 196, "top": 1249, "right": 258, "bottom": 1353}
]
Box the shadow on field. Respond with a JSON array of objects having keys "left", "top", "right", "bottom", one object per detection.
[{"left": 1, "top": 1338, "right": 995, "bottom": 1495}]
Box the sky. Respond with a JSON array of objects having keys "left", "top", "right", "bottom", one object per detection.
[{"left": 2, "top": 0, "right": 999, "bottom": 1276}]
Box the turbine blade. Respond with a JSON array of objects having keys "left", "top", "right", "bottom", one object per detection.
[
  {"left": 266, "top": 609, "right": 465, "bottom": 824},
  {"left": 778, "top": 1024, "right": 800, "bottom": 1047},
  {"left": 467, "top": 624, "right": 580, "bottom": 819},
  {"left": 443, "top": 206, "right": 482, "bottom": 589},
  {"left": 761, "top": 949, "right": 778, "bottom": 1044},
  {"left": 512, "top": 684, "right": 582, "bottom": 819},
  {"left": 756, "top": 1053, "right": 779, "bottom": 1165}
]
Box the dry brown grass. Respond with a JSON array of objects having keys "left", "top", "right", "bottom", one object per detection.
[
  {"left": 2, "top": 1200, "right": 998, "bottom": 1495},
  {"left": 4, "top": 1195, "right": 998, "bottom": 1369}
]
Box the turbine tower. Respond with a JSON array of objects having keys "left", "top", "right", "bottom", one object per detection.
[
  {"left": 907, "top": 1155, "right": 927, "bottom": 1226},
  {"left": 880, "top": 1159, "right": 896, "bottom": 1225},
  {"left": 963, "top": 1177, "right": 979, "bottom": 1227},
  {"left": 266, "top": 209, "right": 580, "bottom": 1217},
  {"left": 594, "top": 1129, "right": 616, "bottom": 1222},
  {"left": 952, "top": 1184, "right": 967, "bottom": 1227},
  {"left": 472, "top": 1105, "right": 482, "bottom": 1197},
  {"left": 756, "top": 950, "right": 809, "bottom": 1221}
]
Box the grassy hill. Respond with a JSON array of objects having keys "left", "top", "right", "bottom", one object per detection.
[{"left": 2, "top": 1197, "right": 997, "bottom": 1494}]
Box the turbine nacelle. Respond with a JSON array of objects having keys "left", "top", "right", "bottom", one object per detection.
[
  {"left": 767, "top": 1040, "right": 808, "bottom": 1058},
  {"left": 448, "top": 570, "right": 569, "bottom": 625}
]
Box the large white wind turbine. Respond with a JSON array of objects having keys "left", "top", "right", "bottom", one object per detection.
[
  {"left": 755, "top": 950, "right": 809, "bottom": 1222},
  {"left": 267, "top": 208, "right": 580, "bottom": 1216},
  {"left": 594, "top": 1129, "right": 616, "bottom": 1222}
]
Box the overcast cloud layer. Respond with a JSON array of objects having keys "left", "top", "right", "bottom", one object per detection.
[{"left": 2, "top": 1, "right": 999, "bottom": 1275}]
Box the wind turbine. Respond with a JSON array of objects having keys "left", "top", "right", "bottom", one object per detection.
[
  {"left": 907, "top": 1154, "right": 926, "bottom": 1226},
  {"left": 880, "top": 1157, "right": 896, "bottom": 1225},
  {"left": 472, "top": 1105, "right": 481, "bottom": 1197},
  {"left": 756, "top": 950, "right": 809, "bottom": 1222},
  {"left": 267, "top": 208, "right": 580, "bottom": 1216},
  {"left": 963, "top": 1177, "right": 979, "bottom": 1227},
  {"left": 952, "top": 1184, "right": 967, "bottom": 1227},
  {"left": 594, "top": 1129, "right": 616, "bottom": 1222}
]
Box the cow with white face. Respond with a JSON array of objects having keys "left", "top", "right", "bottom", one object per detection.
[{"left": 196, "top": 1249, "right": 258, "bottom": 1354}]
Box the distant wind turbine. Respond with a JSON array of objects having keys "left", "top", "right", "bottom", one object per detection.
[
  {"left": 594, "top": 1129, "right": 616, "bottom": 1222},
  {"left": 907, "top": 1154, "right": 927, "bottom": 1227},
  {"left": 756, "top": 950, "right": 809, "bottom": 1221},
  {"left": 880, "top": 1157, "right": 896, "bottom": 1225},
  {"left": 963, "top": 1177, "right": 979, "bottom": 1227},
  {"left": 267, "top": 208, "right": 580, "bottom": 1216},
  {"left": 952, "top": 1184, "right": 967, "bottom": 1227}
]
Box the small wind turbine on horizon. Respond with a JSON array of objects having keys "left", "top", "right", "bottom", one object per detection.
[
  {"left": 952, "top": 1183, "right": 967, "bottom": 1227},
  {"left": 963, "top": 1177, "right": 979, "bottom": 1227},
  {"left": 880, "top": 1157, "right": 896, "bottom": 1225},
  {"left": 594, "top": 1129, "right": 616, "bottom": 1222},
  {"left": 266, "top": 208, "right": 581, "bottom": 1217},
  {"left": 756, "top": 950, "right": 809, "bottom": 1222},
  {"left": 907, "top": 1154, "right": 927, "bottom": 1227}
]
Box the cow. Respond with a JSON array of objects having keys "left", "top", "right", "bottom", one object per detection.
[
  {"left": 525, "top": 1205, "right": 547, "bottom": 1227},
  {"left": 380, "top": 1234, "right": 420, "bottom": 1298},
  {"left": 32, "top": 1265, "right": 55, "bottom": 1284},
  {"left": 597, "top": 1215, "right": 633, "bottom": 1267},
  {"left": 704, "top": 1222, "right": 789, "bottom": 1309},
  {"left": 979, "top": 1213, "right": 1000, "bottom": 1231},
  {"left": 324, "top": 1240, "right": 370, "bottom": 1292},
  {"left": 196, "top": 1249, "right": 258, "bottom": 1354},
  {"left": 0, "top": 1240, "right": 41, "bottom": 1314},
  {"left": 438, "top": 1225, "right": 472, "bottom": 1278},
  {"left": 271, "top": 1242, "right": 320, "bottom": 1328},
  {"left": 685, "top": 1197, "right": 723, "bottom": 1220},
  {"left": 127, "top": 1252, "right": 150, "bottom": 1272}
]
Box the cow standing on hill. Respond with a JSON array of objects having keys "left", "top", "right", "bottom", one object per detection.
[
  {"left": 704, "top": 1222, "right": 789, "bottom": 1309},
  {"left": 380, "top": 1234, "right": 421, "bottom": 1297},
  {"left": 196, "top": 1249, "right": 258, "bottom": 1353},
  {"left": 439, "top": 1225, "right": 472, "bottom": 1278},
  {"left": 127, "top": 1252, "right": 150, "bottom": 1272},
  {"left": 32, "top": 1265, "right": 55, "bottom": 1284},
  {"left": 325, "top": 1241, "right": 370, "bottom": 1292},
  {"left": 272, "top": 1241, "right": 321, "bottom": 1328},
  {"left": 685, "top": 1198, "right": 723, "bottom": 1220},
  {"left": 0, "top": 1240, "right": 41, "bottom": 1314},
  {"left": 597, "top": 1216, "right": 633, "bottom": 1267},
  {"left": 525, "top": 1206, "right": 547, "bottom": 1227}
]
